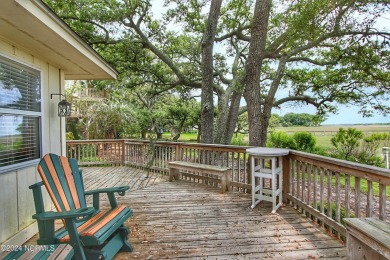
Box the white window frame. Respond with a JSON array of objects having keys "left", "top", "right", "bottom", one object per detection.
[{"left": 0, "top": 54, "right": 43, "bottom": 174}]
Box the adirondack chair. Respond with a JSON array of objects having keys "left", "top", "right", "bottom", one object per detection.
[{"left": 29, "top": 153, "right": 133, "bottom": 260}]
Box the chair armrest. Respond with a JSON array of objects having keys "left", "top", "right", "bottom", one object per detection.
[
  {"left": 32, "top": 207, "right": 95, "bottom": 220},
  {"left": 85, "top": 186, "right": 129, "bottom": 209},
  {"left": 85, "top": 186, "right": 129, "bottom": 196},
  {"left": 29, "top": 181, "right": 44, "bottom": 189}
]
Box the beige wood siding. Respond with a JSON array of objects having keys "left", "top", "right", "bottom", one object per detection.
[{"left": 0, "top": 38, "right": 62, "bottom": 244}]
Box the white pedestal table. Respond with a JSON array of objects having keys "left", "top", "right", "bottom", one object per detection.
[{"left": 246, "top": 147, "right": 289, "bottom": 213}]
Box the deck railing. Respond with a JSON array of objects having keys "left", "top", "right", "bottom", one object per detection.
[
  {"left": 66, "top": 139, "right": 390, "bottom": 238},
  {"left": 286, "top": 151, "right": 390, "bottom": 238}
]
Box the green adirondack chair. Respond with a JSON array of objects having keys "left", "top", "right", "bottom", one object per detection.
[{"left": 29, "top": 153, "right": 133, "bottom": 260}]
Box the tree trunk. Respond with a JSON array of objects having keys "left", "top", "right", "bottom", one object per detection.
[
  {"left": 200, "top": 0, "right": 222, "bottom": 143},
  {"left": 242, "top": 0, "right": 272, "bottom": 146},
  {"left": 223, "top": 90, "right": 242, "bottom": 144},
  {"left": 214, "top": 91, "right": 229, "bottom": 144},
  {"left": 214, "top": 89, "right": 243, "bottom": 145},
  {"left": 259, "top": 58, "right": 287, "bottom": 144}
]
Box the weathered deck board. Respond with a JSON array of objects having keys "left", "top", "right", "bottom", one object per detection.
[
  {"left": 82, "top": 166, "right": 167, "bottom": 191},
  {"left": 111, "top": 167, "right": 345, "bottom": 259},
  {"left": 26, "top": 167, "right": 346, "bottom": 259}
]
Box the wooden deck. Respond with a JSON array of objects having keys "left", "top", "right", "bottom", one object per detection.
[{"left": 28, "top": 167, "right": 347, "bottom": 259}]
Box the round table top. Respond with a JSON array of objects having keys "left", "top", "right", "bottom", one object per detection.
[{"left": 246, "top": 147, "right": 290, "bottom": 156}]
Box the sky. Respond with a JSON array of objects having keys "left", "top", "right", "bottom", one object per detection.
[{"left": 275, "top": 104, "right": 390, "bottom": 125}]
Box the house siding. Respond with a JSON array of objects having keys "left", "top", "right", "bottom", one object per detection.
[{"left": 0, "top": 38, "right": 63, "bottom": 244}]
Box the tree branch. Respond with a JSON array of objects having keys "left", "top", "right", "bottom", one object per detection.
[
  {"left": 274, "top": 96, "right": 320, "bottom": 107},
  {"left": 215, "top": 25, "right": 251, "bottom": 42},
  {"left": 287, "top": 30, "right": 390, "bottom": 58},
  {"left": 60, "top": 16, "right": 120, "bottom": 44},
  {"left": 123, "top": 17, "right": 200, "bottom": 88},
  {"left": 287, "top": 57, "right": 340, "bottom": 66}
]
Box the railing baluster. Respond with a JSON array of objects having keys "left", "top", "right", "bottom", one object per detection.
[
  {"left": 335, "top": 172, "right": 341, "bottom": 223},
  {"left": 320, "top": 168, "right": 325, "bottom": 223},
  {"left": 289, "top": 158, "right": 294, "bottom": 201},
  {"left": 301, "top": 161, "right": 305, "bottom": 202},
  {"left": 307, "top": 163, "right": 312, "bottom": 207},
  {"left": 355, "top": 176, "right": 361, "bottom": 218},
  {"left": 367, "top": 180, "right": 373, "bottom": 217},
  {"left": 335, "top": 171, "right": 341, "bottom": 239},
  {"left": 379, "top": 184, "right": 387, "bottom": 220},
  {"left": 238, "top": 152, "right": 241, "bottom": 192},
  {"left": 296, "top": 161, "right": 301, "bottom": 203},
  {"left": 345, "top": 174, "right": 351, "bottom": 218},
  {"left": 313, "top": 166, "right": 318, "bottom": 211},
  {"left": 327, "top": 170, "right": 332, "bottom": 219}
]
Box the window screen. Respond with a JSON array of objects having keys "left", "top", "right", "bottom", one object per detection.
[{"left": 0, "top": 55, "right": 41, "bottom": 170}]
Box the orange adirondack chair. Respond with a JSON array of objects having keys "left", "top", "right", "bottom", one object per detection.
[{"left": 29, "top": 153, "right": 133, "bottom": 260}]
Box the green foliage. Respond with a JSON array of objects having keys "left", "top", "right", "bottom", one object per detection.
[
  {"left": 331, "top": 128, "right": 364, "bottom": 160},
  {"left": 268, "top": 131, "right": 317, "bottom": 153},
  {"left": 357, "top": 132, "right": 388, "bottom": 167},
  {"left": 231, "top": 135, "right": 248, "bottom": 146},
  {"left": 43, "top": 0, "right": 390, "bottom": 146},
  {"left": 66, "top": 132, "right": 75, "bottom": 140},
  {"left": 164, "top": 98, "right": 200, "bottom": 141},
  {"left": 235, "top": 113, "right": 249, "bottom": 135},
  {"left": 68, "top": 122, "right": 80, "bottom": 140},
  {"left": 267, "top": 131, "right": 294, "bottom": 149},
  {"left": 292, "top": 132, "right": 316, "bottom": 152},
  {"left": 281, "top": 113, "right": 322, "bottom": 127},
  {"left": 362, "top": 133, "right": 389, "bottom": 158},
  {"left": 268, "top": 114, "right": 282, "bottom": 130}
]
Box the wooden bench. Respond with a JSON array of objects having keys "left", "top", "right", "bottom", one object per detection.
[
  {"left": 168, "top": 161, "right": 231, "bottom": 193},
  {"left": 344, "top": 218, "right": 390, "bottom": 260},
  {"left": 0, "top": 244, "right": 73, "bottom": 260}
]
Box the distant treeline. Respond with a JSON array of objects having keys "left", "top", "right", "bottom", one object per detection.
[{"left": 272, "top": 113, "right": 323, "bottom": 127}]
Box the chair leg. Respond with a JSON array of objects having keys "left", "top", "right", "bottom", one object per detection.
[
  {"left": 121, "top": 240, "right": 133, "bottom": 252},
  {"left": 118, "top": 227, "right": 133, "bottom": 252},
  {"left": 64, "top": 219, "right": 86, "bottom": 260}
]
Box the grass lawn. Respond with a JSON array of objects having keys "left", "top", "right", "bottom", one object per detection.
[
  {"left": 315, "top": 135, "right": 333, "bottom": 149},
  {"left": 162, "top": 132, "right": 198, "bottom": 142}
]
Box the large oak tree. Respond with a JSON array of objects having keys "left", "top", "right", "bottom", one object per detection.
[{"left": 44, "top": 0, "right": 390, "bottom": 146}]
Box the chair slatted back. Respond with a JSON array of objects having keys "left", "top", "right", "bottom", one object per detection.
[{"left": 37, "top": 153, "right": 87, "bottom": 212}]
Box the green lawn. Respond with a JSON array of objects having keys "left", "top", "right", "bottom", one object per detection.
[
  {"left": 315, "top": 135, "right": 333, "bottom": 149},
  {"left": 162, "top": 132, "right": 198, "bottom": 142}
]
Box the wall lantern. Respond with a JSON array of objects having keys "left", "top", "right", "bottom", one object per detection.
[{"left": 51, "top": 93, "right": 71, "bottom": 117}]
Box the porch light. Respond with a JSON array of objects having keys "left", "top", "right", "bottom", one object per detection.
[{"left": 51, "top": 93, "right": 71, "bottom": 117}]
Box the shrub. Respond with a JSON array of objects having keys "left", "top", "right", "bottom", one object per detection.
[
  {"left": 267, "top": 131, "right": 294, "bottom": 148},
  {"left": 331, "top": 128, "right": 364, "bottom": 160},
  {"left": 292, "top": 132, "right": 316, "bottom": 152}
]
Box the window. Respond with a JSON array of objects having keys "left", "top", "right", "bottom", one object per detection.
[{"left": 0, "top": 55, "right": 41, "bottom": 172}]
